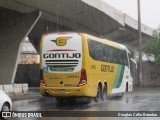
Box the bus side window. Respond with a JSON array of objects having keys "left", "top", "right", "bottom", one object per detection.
[
  {"left": 119, "top": 51, "right": 123, "bottom": 65},
  {"left": 114, "top": 49, "right": 119, "bottom": 64},
  {"left": 114, "top": 48, "right": 118, "bottom": 63},
  {"left": 109, "top": 49, "right": 113, "bottom": 63},
  {"left": 124, "top": 51, "right": 129, "bottom": 67},
  {"left": 88, "top": 39, "right": 129, "bottom": 66},
  {"left": 88, "top": 40, "right": 95, "bottom": 59},
  {"left": 94, "top": 45, "right": 103, "bottom": 60},
  {"left": 90, "top": 47, "right": 95, "bottom": 59},
  {"left": 104, "top": 46, "right": 110, "bottom": 62}
]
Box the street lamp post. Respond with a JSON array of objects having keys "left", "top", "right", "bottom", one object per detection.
[{"left": 138, "top": 0, "right": 143, "bottom": 86}]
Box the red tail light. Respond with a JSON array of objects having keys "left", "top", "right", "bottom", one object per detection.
[
  {"left": 40, "top": 80, "right": 46, "bottom": 86},
  {"left": 78, "top": 69, "right": 87, "bottom": 87},
  {"left": 42, "top": 34, "right": 47, "bottom": 38},
  {"left": 78, "top": 33, "right": 82, "bottom": 36},
  {"left": 40, "top": 69, "right": 46, "bottom": 86}
]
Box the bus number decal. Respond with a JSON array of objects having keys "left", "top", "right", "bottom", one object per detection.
[{"left": 67, "top": 75, "right": 80, "bottom": 78}]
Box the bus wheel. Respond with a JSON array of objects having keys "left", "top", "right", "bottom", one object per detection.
[
  {"left": 56, "top": 97, "right": 64, "bottom": 104},
  {"left": 94, "top": 86, "right": 101, "bottom": 102},
  {"left": 102, "top": 84, "right": 107, "bottom": 100}
]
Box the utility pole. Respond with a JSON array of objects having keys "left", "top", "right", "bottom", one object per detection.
[{"left": 138, "top": 0, "right": 143, "bottom": 86}]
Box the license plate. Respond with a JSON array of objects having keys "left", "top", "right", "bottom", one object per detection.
[{"left": 57, "top": 89, "right": 65, "bottom": 93}]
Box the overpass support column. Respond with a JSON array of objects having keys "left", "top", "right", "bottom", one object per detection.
[{"left": 0, "top": 11, "right": 41, "bottom": 84}]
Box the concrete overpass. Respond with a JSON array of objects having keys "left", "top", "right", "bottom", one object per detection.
[{"left": 0, "top": 0, "right": 153, "bottom": 84}]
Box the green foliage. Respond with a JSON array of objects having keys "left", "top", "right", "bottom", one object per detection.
[{"left": 144, "top": 27, "right": 160, "bottom": 63}]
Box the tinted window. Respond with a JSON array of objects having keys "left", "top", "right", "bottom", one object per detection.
[{"left": 88, "top": 39, "right": 128, "bottom": 66}]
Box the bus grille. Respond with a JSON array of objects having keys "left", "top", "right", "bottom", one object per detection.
[{"left": 45, "top": 60, "right": 78, "bottom": 67}]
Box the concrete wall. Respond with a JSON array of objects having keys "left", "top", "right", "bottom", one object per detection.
[
  {"left": 142, "top": 62, "right": 160, "bottom": 87},
  {"left": 15, "top": 64, "right": 40, "bottom": 87}
]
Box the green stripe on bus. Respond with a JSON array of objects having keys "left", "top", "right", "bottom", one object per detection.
[
  {"left": 113, "top": 65, "right": 122, "bottom": 88},
  {"left": 113, "top": 65, "right": 125, "bottom": 88},
  {"left": 116, "top": 65, "right": 125, "bottom": 88}
]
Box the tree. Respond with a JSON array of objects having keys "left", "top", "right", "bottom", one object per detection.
[{"left": 144, "top": 27, "right": 160, "bottom": 63}]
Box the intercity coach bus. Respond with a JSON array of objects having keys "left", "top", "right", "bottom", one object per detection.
[{"left": 40, "top": 32, "right": 133, "bottom": 102}]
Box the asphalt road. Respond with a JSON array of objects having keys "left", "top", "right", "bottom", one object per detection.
[{"left": 9, "top": 88, "right": 160, "bottom": 120}]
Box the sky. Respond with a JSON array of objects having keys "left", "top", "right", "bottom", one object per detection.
[{"left": 103, "top": 0, "right": 160, "bottom": 29}]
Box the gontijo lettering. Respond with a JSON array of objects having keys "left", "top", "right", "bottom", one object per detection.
[
  {"left": 101, "top": 64, "right": 114, "bottom": 72},
  {"left": 43, "top": 53, "right": 81, "bottom": 58}
]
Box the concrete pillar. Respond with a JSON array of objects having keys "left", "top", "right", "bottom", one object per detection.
[{"left": 0, "top": 11, "right": 41, "bottom": 84}]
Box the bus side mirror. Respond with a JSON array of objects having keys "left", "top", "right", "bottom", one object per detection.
[{"left": 130, "top": 58, "right": 137, "bottom": 69}]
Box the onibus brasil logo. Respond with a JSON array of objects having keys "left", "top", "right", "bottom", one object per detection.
[{"left": 51, "top": 37, "right": 72, "bottom": 46}]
